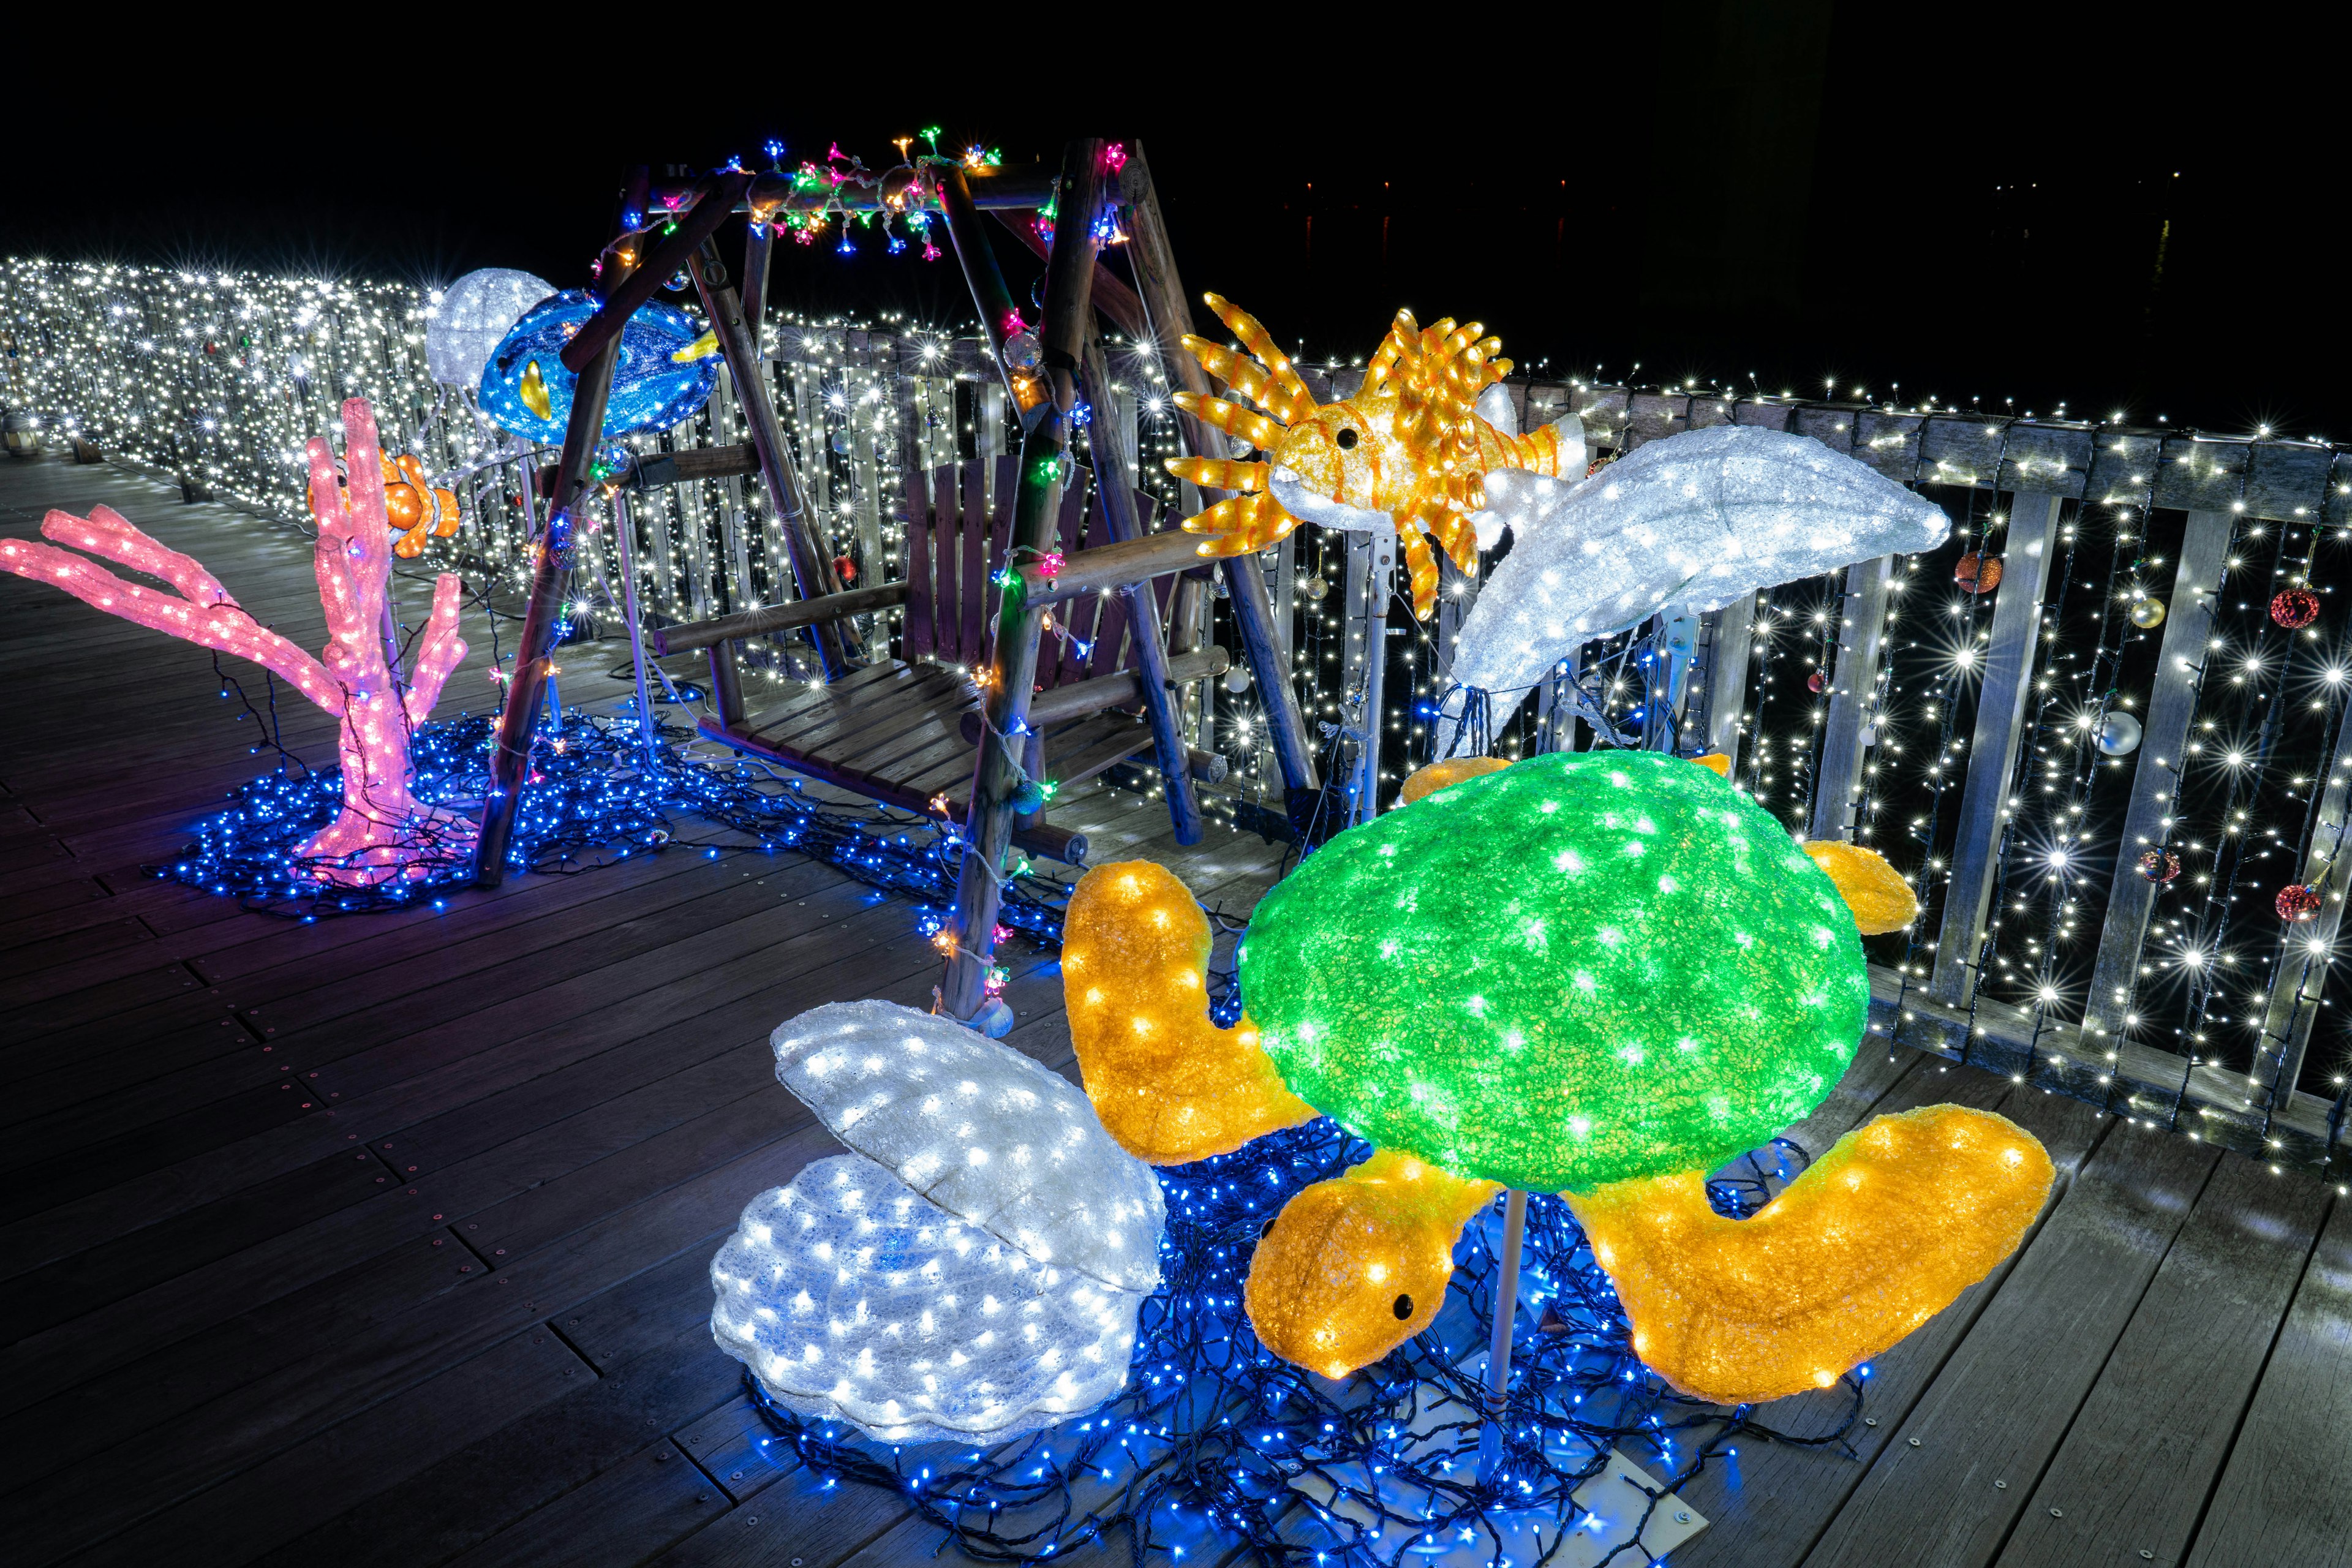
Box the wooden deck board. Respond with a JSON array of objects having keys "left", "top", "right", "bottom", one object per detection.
[
  {"left": 1995, "top": 1150, "right": 2335, "bottom": 1568},
  {"left": 3, "top": 456, "right": 2345, "bottom": 1567}
]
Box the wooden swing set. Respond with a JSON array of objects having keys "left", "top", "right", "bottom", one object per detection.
[{"left": 472, "top": 139, "right": 1319, "bottom": 1019}]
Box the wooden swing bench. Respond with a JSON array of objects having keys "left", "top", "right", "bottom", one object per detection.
[{"left": 644, "top": 454, "right": 1227, "bottom": 864}]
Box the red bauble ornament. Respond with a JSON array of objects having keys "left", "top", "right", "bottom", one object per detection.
[
  {"left": 1955, "top": 552, "right": 2003, "bottom": 594},
  {"left": 2136, "top": 849, "right": 2181, "bottom": 884},
  {"left": 1807, "top": 670, "right": 1827, "bottom": 693},
  {"left": 832, "top": 554, "right": 858, "bottom": 585},
  {"left": 2277, "top": 883, "right": 2323, "bottom": 922},
  {"left": 2270, "top": 587, "right": 2320, "bottom": 630}
]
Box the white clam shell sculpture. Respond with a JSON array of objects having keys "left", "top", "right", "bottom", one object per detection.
[{"left": 711, "top": 1001, "right": 1167, "bottom": 1444}]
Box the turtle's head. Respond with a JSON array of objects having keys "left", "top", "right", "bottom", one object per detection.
[{"left": 1245, "top": 1150, "right": 1501, "bottom": 1379}]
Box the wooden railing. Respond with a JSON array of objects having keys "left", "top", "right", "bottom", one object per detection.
[{"left": 1528, "top": 385, "right": 2350, "bottom": 1178}]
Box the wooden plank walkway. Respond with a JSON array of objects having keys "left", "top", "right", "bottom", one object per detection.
[{"left": 1, "top": 458, "right": 2344, "bottom": 1568}]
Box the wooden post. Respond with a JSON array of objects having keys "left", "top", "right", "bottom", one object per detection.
[
  {"left": 686, "top": 238, "right": 856, "bottom": 678},
  {"left": 935, "top": 164, "right": 1033, "bottom": 421},
  {"left": 559, "top": 170, "right": 751, "bottom": 375},
  {"left": 1932, "top": 492, "right": 2066, "bottom": 1005},
  {"left": 1121, "top": 142, "right": 1319, "bottom": 800},
  {"left": 473, "top": 203, "right": 639, "bottom": 887},
  {"left": 741, "top": 219, "right": 773, "bottom": 358},
  {"left": 940, "top": 139, "right": 1109, "bottom": 1020},
  {"left": 706, "top": 638, "right": 745, "bottom": 729},
  {"left": 1080, "top": 332, "right": 1204, "bottom": 844},
  {"left": 1701, "top": 599, "right": 1756, "bottom": 764},
  {"left": 2083, "top": 510, "right": 2233, "bottom": 1040},
  {"left": 2255, "top": 710, "right": 2352, "bottom": 1107},
  {"left": 1807, "top": 556, "right": 1895, "bottom": 840}
]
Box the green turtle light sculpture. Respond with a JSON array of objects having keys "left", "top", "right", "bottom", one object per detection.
[{"left": 1063, "top": 749, "right": 2054, "bottom": 1404}]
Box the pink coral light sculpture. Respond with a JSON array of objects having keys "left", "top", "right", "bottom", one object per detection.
[{"left": 1, "top": 398, "right": 473, "bottom": 886}]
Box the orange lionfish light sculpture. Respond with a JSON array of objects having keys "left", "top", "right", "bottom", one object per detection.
[
  {"left": 1, "top": 398, "right": 472, "bottom": 885},
  {"left": 1165, "top": 295, "right": 1583, "bottom": 617}
]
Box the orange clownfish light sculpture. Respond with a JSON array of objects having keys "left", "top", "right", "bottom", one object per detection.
[{"left": 309, "top": 452, "right": 461, "bottom": 559}]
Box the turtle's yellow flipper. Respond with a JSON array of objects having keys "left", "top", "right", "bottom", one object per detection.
[
  {"left": 1566, "top": 1104, "right": 2054, "bottom": 1405},
  {"left": 1398, "top": 755, "right": 1510, "bottom": 804},
  {"left": 1064, "top": 861, "right": 1316, "bottom": 1165},
  {"left": 1802, "top": 839, "right": 1920, "bottom": 935},
  {"left": 1246, "top": 1149, "right": 1501, "bottom": 1379}
]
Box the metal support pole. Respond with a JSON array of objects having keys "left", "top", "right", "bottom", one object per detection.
[
  {"left": 609, "top": 488, "right": 661, "bottom": 771},
  {"left": 1354, "top": 530, "right": 1395, "bottom": 823},
  {"left": 1479, "top": 1189, "right": 1528, "bottom": 1479}
]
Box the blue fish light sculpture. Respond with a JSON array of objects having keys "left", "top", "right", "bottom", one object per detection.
[{"left": 477, "top": 288, "right": 722, "bottom": 446}]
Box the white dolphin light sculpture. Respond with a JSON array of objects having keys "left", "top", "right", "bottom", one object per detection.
[{"left": 1437, "top": 426, "right": 1951, "bottom": 755}]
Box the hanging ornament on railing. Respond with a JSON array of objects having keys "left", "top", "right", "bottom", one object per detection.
[
  {"left": 1955, "top": 552, "right": 2003, "bottom": 593},
  {"left": 2097, "top": 710, "right": 2144, "bottom": 756},
  {"left": 1300, "top": 573, "right": 1329, "bottom": 601},
  {"left": 2138, "top": 848, "right": 2182, "bottom": 884},
  {"left": 2128, "top": 595, "right": 2167, "bottom": 628},
  {"left": 2271, "top": 587, "right": 2321, "bottom": 629},
  {"left": 2277, "top": 883, "right": 2323, "bottom": 922}
]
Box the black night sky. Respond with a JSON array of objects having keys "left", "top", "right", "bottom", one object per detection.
[{"left": 13, "top": 9, "right": 2348, "bottom": 439}]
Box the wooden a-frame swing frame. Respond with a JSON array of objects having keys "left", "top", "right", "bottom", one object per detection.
[{"left": 473, "top": 138, "right": 1320, "bottom": 1020}]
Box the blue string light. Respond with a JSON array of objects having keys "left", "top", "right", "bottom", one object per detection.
[
  {"left": 744, "top": 1125, "right": 1865, "bottom": 1567},
  {"left": 148, "top": 709, "right": 1070, "bottom": 934}
]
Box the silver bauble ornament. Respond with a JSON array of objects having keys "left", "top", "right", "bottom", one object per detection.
[
  {"left": 1223, "top": 665, "right": 1253, "bottom": 695},
  {"left": 1301, "top": 575, "right": 1328, "bottom": 602},
  {"left": 2097, "top": 711, "right": 2144, "bottom": 756}
]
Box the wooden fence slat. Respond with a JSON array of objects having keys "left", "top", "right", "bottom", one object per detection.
[
  {"left": 1700, "top": 598, "right": 1756, "bottom": 763},
  {"left": 2252, "top": 698, "right": 2352, "bottom": 1101},
  {"left": 957, "top": 458, "right": 987, "bottom": 665},
  {"left": 1932, "top": 492, "right": 2067, "bottom": 1005},
  {"left": 1809, "top": 555, "right": 1896, "bottom": 840},
  {"left": 2083, "top": 510, "right": 2235, "bottom": 1036},
  {"left": 900, "top": 465, "right": 935, "bottom": 663}
]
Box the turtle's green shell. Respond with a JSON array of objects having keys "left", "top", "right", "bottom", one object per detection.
[{"left": 1237, "top": 751, "right": 1867, "bottom": 1191}]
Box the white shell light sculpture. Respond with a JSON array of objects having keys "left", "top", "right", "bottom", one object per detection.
[
  {"left": 1439, "top": 426, "right": 1950, "bottom": 754},
  {"left": 424, "top": 267, "right": 556, "bottom": 389},
  {"left": 710, "top": 1001, "right": 1168, "bottom": 1444}
]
